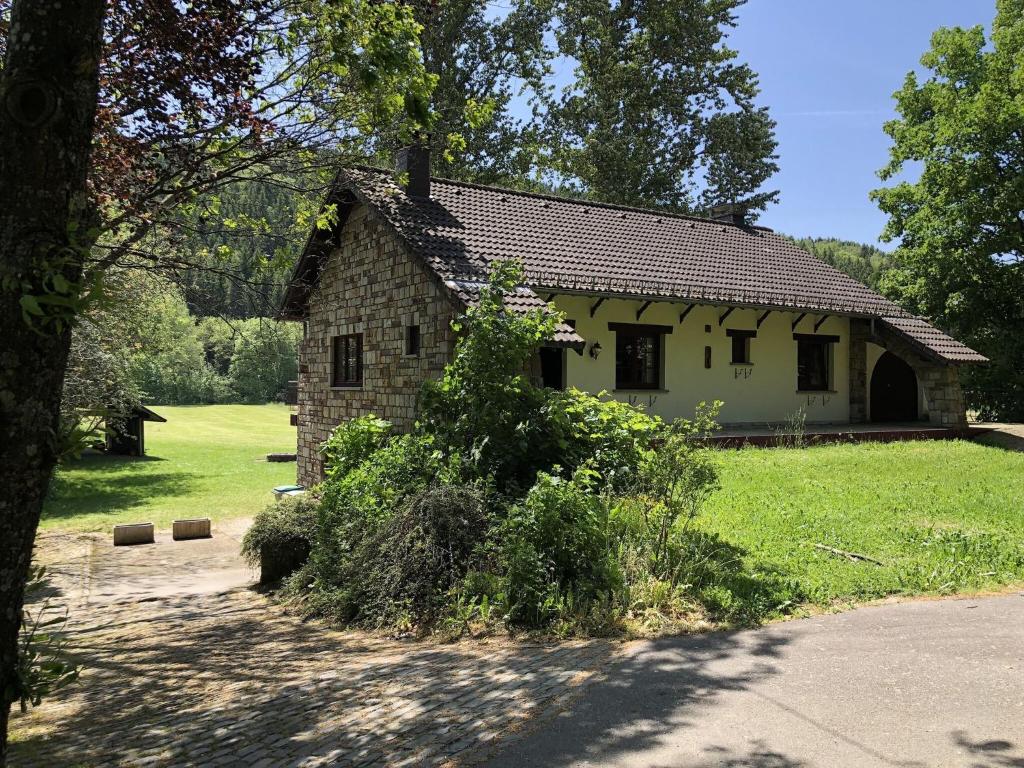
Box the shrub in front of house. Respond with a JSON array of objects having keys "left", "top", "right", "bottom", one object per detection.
[
  {"left": 287, "top": 260, "right": 794, "bottom": 636},
  {"left": 242, "top": 494, "right": 319, "bottom": 584}
]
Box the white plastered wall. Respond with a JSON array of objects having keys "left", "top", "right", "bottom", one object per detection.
[{"left": 553, "top": 295, "right": 851, "bottom": 425}]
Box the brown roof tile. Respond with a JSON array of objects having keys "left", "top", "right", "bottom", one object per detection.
[
  {"left": 283, "top": 167, "right": 986, "bottom": 365},
  {"left": 445, "top": 279, "right": 585, "bottom": 350},
  {"left": 879, "top": 316, "right": 987, "bottom": 364},
  {"left": 343, "top": 167, "right": 908, "bottom": 317}
]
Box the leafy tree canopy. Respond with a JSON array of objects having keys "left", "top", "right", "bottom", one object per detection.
[
  {"left": 545, "top": 0, "right": 778, "bottom": 215},
  {"left": 871, "top": 0, "right": 1024, "bottom": 419}
]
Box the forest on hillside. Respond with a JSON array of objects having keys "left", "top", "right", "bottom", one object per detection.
[{"left": 789, "top": 236, "right": 892, "bottom": 291}]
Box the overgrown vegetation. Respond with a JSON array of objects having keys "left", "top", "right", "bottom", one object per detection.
[
  {"left": 14, "top": 568, "right": 79, "bottom": 713},
  {"left": 259, "top": 261, "right": 791, "bottom": 637}
]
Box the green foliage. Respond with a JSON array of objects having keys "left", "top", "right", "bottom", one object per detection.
[
  {"left": 227, "top": 321, "right": 302, "bottom": 403},
  {"left": 545, "top": 0, "right": 778, "bottom": 215},
  {"left": 871, "top": 0, "right": 1024, "bottom": 419},
  {"left": 241, "top": 495, "right": 319, "bottom": 573},
  {"left": 497, "top": 468, "right": 618, "bottom": 627},
  {"left": 310, "top": 433, "right": 452, "bottom": 614},
  {"left": 789, "top": 236, "right": 893, "bottom": 290},
  {"left": 319, "top": 415, "right": 392, "bottom": 482},
  {"left": 418, "top": 260, "right": 561, "bottom": 490},
  {"left": 381, "top": 1, "right": 552, "bottom": 185},
  {"left": 11, "top": 567, "right": 80, "bottom": 713},
  {"left": 128, "top": 287, "right": 233, "bottom": 404},
  {"left": 60, "top": 271, "right": 147, "bottom": 453},
  {"left": 544, "top": 389, "right": 662, "bottom": 489}
]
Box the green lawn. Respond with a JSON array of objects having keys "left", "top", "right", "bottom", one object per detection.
[
  {"left": 701, "top": 439, "right": 1024, "bottom": 607},
  {"left": 43, "top": 407, "right": 1024, "bottom": 609},
  {"left": 43, "top": 404, "right": 298, "bottom": 532}
]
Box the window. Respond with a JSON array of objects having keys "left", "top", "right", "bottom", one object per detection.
[
  {"left": 609, "top": 323, "right": 671, "bottom": 390},
  {"left": 405, "top": 324, "right": 420, "bottom": 356},
  {"left": 727, "top": 329, "right": 756, "bottom": 365},
  {"left": 332, "top": 333, "right": 362, "bottom": 387},
  {"left": 794, "top": 334, "right": 838, "bottom": 391}
]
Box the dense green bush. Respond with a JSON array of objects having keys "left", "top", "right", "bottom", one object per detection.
[
  {"left": 319, "top": 415, "right": 392, "bottom": 481},
  {"left": 241, "top": 495, "right": 319, "bottom": 583},
  {"left": 292, "top": 260, "right": 790, "bottom": 637},
  {"left": 545, "top": 388, "right": 662, "bottom": 489},
  {"left": 346, "top": 485, "right": 489, "bottom": 627},
  {"left": 496, "top": 469, "right": 618, "bottom": 627}
]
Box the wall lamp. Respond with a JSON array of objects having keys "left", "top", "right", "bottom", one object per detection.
[{"left": 589, "top": 341, "right": 602, "bottom": 359}]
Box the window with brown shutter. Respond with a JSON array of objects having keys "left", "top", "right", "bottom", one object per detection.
[{"left": 332, "top": 333, "right": 362, "bottom": 387}]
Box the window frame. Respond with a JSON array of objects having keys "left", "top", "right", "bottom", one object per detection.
[
  {"left": 609, "top": 322, "right": 672, "bottom": 391},
  {"left": 794, "top": 333, "right": 838, "bottom": 392},
  {"left": 726, "top": 329, "right": 756, "bottom": 365},
  {"left": 331, "top": 333, "right": 363, "bottom": 388},
  {"left": 405, "top": 324, "right": 421, "bottom": 357}
]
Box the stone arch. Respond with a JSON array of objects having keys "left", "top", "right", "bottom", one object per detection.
[{"left": 870, "top": 351, "right": 920, "bottom": 422}]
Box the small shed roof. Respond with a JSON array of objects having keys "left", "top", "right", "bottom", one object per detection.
[{"left": 136, "top": 405, "right": 167, "bottom": 423}]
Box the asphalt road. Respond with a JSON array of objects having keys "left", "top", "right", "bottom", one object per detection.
[{"left": 478, "top": 593, "right": 1024, "bottom": 768}]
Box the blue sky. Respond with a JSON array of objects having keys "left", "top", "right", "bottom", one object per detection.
[{"left": 728, "top": 0, "right": 994, "bottom": 245}]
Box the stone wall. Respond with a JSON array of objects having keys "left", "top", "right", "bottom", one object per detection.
[
  {"left": 861, "top": 321, "right": 969, "bottom": 430},
  {"left": 296, "top": 205, "right": 459, "bottom": 486},
  {"left": 849, "top": 319, "right": 870, "bottom": 423}
]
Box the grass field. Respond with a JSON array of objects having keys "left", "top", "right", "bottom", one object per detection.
[
  {"left": 43, "top": 406, "right": 1024, "bottom": 609},
  {"left": 701, "top": 439, "right": 1024, "bottom": 608},
  {"left": 43, "top": 404, "right": 298, "bottom": 532}
]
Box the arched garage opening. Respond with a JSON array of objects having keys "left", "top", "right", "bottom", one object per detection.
[{"left": 870, "top": 351, "right": 919, "bottom": 422}]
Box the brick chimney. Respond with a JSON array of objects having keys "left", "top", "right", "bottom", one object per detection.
[
  {"left": 708, "top": 202, "right": 748, "bottom": 227},
  {"left": 395, "top": 140, "right": 431, "bottom": 198}
]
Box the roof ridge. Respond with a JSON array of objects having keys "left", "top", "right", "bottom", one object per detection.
[{"left": 346, "top": 164, "right": 774, "bottom": 232}]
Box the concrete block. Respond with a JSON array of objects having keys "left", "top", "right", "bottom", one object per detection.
[
  {"left": 172, "top": 518, "right": 212, "bottom": 541},
  {"left": 114, "top": 523, "right": 155, "bottom": 546}
]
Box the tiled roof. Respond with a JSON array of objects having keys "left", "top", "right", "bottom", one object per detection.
[
  {"left": 342, "top": 167, "right": 909, "bottom": 317},
  {"left": 445, "top": 280, "right": 585, "bottom": 350},
  {"left": 282, "top": 166, "right": 986, "bottom": 365},
  {"left": 879, "top": 317, "right": 988, "bottom": 364}
]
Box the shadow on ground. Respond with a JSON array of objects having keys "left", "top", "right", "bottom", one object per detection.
[
  {"left": 9, "top": 581, "right": 792, "bottom": 768},
  {"left": 473, "top": 628, "right": 794, "bottom": 768},
  {"left": 953, "top": 730, "right": 1024, "bottom": 767},
  {"left": 43, "top": 462, "right": 194, "bottom": 524}
]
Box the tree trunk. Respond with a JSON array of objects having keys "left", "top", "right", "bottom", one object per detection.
[{"left": 0, "top": 0, "right": 106, "bottom": 762}]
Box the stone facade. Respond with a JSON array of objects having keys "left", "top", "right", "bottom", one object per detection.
[
  {"left": 849, "top": 319, "right": 870, "bottom": 423},
  {"left": 296, "top": 205, "right": 459, "bottom": 486},
  {"left": 850, "top": 319, "right": 969, "bottom": 430}
]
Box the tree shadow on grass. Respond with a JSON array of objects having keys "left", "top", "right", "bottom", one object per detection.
[
  {"left": 43, "top": 467, "right": 196, "bottom": 523},
  {"left": 8, "top": 587, "right": 795, "bottom": 768}
]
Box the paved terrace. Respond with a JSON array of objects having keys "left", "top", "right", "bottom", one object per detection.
[{"left": 10, "top": 525, "right": 615, "bottom": 767}]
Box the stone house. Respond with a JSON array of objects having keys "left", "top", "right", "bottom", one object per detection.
[{"left": 281, "top": 149, "right": 986, "bottom": 486}]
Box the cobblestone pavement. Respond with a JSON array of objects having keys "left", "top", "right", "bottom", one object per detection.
[{"left": 9, "top": 526, "right": 616, "bottom": 767}]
